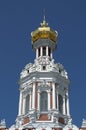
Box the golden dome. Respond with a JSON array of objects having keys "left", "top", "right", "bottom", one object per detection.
[{"left": 31, "top": 18, "right": 58, "bottom": 43}]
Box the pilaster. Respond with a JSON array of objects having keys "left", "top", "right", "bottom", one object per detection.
[
  {"left": 23, "top": 96, "right": 26, "bottom": 114},
  {"left": 48, "top": 90, "right": 51, "bottom": 110},
  {"left": 52, "top": 82, "right": 56, "bottom": 109},
  {"left": 38, "top": 89, "right": 40, "bottom": 111},
  {"left": 29, "top": 91, "right": 32, "bottom": 110},
  {"left": 18, "top": 91, "right": 22, "bottom": 116},
  {"left": 32, "top": 82, "right": 36, "bottom": 109},
  {"left": 56, "top": 89, "right": 59, "bottom": 112},
  {"left": 66, "top": 92, "right": 70, "bottom": 116},
  {"left": 63, "top": 95, "right": 66, "bottom": 115}
]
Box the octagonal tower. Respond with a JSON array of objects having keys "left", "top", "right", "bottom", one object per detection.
[{"left": 15, "top": 18, "right": 70, "bottom": 130}]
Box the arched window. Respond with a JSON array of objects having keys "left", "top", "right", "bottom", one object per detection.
[
  {"left": 40, "top": 91, "right": 48, "bottom": 111},
  {"left": 25, "top": 94, "right": 30, "bottom": 113},
  {"left": 58, "top": 94, "right": 63, "bottom": 114}
]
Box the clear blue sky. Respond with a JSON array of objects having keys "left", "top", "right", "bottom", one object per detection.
[{"left": 0, "top": 0, "right": 86, "bottom": 127}]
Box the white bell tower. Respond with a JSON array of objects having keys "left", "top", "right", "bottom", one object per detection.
[{"left": 16, "top": 17, "right": 70, "bottom": 130}]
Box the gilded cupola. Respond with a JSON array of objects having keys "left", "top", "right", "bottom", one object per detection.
[{"left": 31, "top": 17, "right": 58, "bottom": 44}]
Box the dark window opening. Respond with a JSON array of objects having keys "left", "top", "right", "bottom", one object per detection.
[
  {"left": 48, "top": 48, "right": 51, "bottom": 57},
  {"left": 59, "top": 69, "right": 61, "bottom": 73},
  {"left": 38, "top": 48, "right": 40, "bottom": 57},
  {"left": 43, "top": 47, "right": 46, "bottom": 56},
  {"left": 43, "top": 66, "right": 46, "bottom": 70}
]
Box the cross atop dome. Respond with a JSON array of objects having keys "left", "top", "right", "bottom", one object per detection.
[{"left": 40, "top": 11, "right": 48, "bottom": 27}]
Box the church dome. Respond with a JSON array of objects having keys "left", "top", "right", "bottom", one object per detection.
[{"left": 31, "top": 18, "right": 58, "bottom": 43}]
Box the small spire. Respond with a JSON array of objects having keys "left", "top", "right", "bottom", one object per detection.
[
  {"left": 40, "top": 9, "right": 48, "bottom": 27},
  {"left": 43, "top": 9, "right": 46, "bottom": 22}
]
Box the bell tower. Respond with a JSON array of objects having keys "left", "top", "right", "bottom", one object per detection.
[
  {"left": 31, "top": 16, "right": 57, "bottom": 61},
  {"left": 16, "top": 17, "right": 70, "bottom": 130}
]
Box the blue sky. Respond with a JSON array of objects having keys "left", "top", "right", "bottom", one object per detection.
[{"left": 0, "top": 0, "right": 86, "bottom": 127}]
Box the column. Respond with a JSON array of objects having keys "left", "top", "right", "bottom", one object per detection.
[
  {"left": 41, "top": 47, "right": 43, "bottom": 56},
  {"left": 32, "top": 82, "right": 36, "bottom": 109},
  {"left": 63, "top": 95, "right": 66, "bottom": 115},
  {"left": 66, "top": 92, "right": 70, "bottom": 116},
  {"left": 52, "top": 82, "right": 56, "bottom": 109},
  {"left": 46, "top": 46, "right": 48, "bottom": 56},
  {"left": 56, "top": 91, "right": 59, "bottom": 112},
  {"left": 36, "top": 49, "right": 38, "bottom": 58},
  {"left": 38, "top": 89, "right": 40, "bottom": 111},
  {"left": 48, "top": 90, "right": 50, "bottom": 110},
  {"left": 50, "top": 49, "right": 53, "bottom": 59},
  {"left": 29, "top": 91, "right": 32, "bottom": 110},
  {"left": 23, "top": 96, "right": 26, "bottom": 114},
  {"left": 18, "top": 92, "right": 22, "bottom": 115}
]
